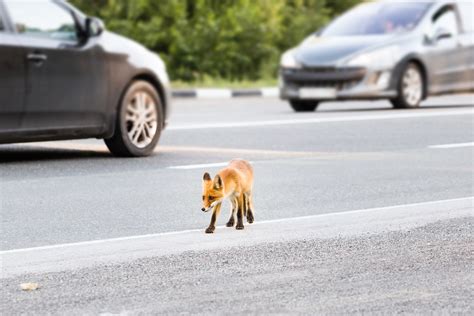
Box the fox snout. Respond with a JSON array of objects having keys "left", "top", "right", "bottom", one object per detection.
[{"left": 201, "top": 207, "right": 211, "bottom": 212}]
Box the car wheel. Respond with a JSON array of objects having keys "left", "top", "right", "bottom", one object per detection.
[
  {"left": 105, "top": 80, "right": 163, "bottom": 157},
  {"left": 390, "top": 63, "right": 424, "bottom": 109},
  {"left": 289, "top": 100, "right": 319, "bottom": 112}
]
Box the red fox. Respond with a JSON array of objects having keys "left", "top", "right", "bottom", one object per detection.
[{"left": 201, "top": 159, "right": 254, "bottom": 233}]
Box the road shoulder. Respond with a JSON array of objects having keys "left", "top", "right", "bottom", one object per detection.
[
  {"left": 2, "top": 197, "right": 472, "bottom": 278},
  {"left": 1, "top": 216, "right": 472, "bottom": 314}
]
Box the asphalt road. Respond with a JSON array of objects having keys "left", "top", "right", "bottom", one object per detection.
[
  {"left": 1, "top": 95, "right": 473, "bottom": 314},
  {"left": 1, "top": 96, "right": 473, "bottom": 249}
]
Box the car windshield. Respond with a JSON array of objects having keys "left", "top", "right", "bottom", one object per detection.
[{"left": 322, "top": 2, "right": 431, "bottom": 36}]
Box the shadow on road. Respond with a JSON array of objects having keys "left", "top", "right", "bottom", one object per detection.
[{"left": 0, "top": 146, "right": 111, "bottom": 163}]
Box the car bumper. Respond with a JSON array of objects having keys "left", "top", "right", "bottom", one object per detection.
[{"left": 279, "top": 67, "right": 398, "bottom": 100}]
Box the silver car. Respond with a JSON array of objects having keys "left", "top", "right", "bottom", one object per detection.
[{"left": 279, "top": 0, "right": 474, "bottom": 112}]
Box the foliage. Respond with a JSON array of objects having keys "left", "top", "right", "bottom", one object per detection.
[{"left": 71, "top": 0, "right": 361, "bottom": 82}]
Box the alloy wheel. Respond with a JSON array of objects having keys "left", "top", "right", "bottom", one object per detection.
[
  {"left": 125, "top": 91, "right": 158, "bottom": 149},
  {"left": 402, "top": 67, "right": 422, "bottom": 107}
]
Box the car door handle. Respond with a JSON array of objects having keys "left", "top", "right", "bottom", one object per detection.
[{"left": 27, "top": 53, "right": 48, "bottom": 63}]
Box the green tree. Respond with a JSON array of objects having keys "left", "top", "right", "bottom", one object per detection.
[{"left": 71, "top": 0, "right": 362, "bottom": 82}]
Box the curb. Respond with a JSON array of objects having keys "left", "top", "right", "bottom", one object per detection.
[{"left": 172, "top": 87, "right": 279, "bottom": 99}]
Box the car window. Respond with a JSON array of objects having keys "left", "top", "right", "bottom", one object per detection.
[
  {"left": 4, "top": 0, "right": 78, "bottom": 42},
  {"left": 0, "top": 12, "right": 4, "bottom": 31},
  {"left": 457, "top": 1, "right": 474, "bottom": 33},
  {"left": 432, "top": 6, "right": 459, "bottom": 36},
  {"left": 322, "top": 2, "right": 431, "bottom": 36}
]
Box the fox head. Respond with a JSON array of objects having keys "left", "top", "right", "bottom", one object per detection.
[{"left": 201, "top": 172, "right": 224, "bottom": 212}]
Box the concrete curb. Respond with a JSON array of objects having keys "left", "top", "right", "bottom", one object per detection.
[{"left": 172, "top": 87, "right": 279, "bottom": 99}]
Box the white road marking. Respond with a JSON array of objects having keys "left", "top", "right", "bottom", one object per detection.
[
  {"left": 428, "top": 142, "right": 474, "bottom": 149},
  {"left": 159, "top": 146, "right": 321, "bottom": 157},
  {"left": 0, "top": 197, "right": 474, "bottom": 279},
  {"left": 167, "top": 109, "right": 473, "bottom": 130},
  {"left": 1, "top": 196, "right": 472, "bottom": 256},
  {"left": 2, "top": 197, "right": 472, "bottom": 278},
  {"left": 168, "top": 162, "right": 231, "bottom": 170},
  {"left": 261, "top": 87, "right": 279, "bottom": 97},
  {"left": 196, "top": 89, "right": 232, "bottom": 99}
]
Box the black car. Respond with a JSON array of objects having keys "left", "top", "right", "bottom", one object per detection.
[{"left": 0, "top": 0, "right": 171, "bottom": 157}]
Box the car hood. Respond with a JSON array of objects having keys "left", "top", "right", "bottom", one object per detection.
[
  {"left": 102, "top": 31, "right": 150, "bottom": 55},
  {"left": 101, "top": 31, "right": 166, "bottom": 69},
  {"left": 294, "top": 35, "right": 394, "bottom": 66}
]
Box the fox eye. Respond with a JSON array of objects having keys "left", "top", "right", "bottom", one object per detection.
[
  {"left": 202, "top": 195, "right": 205, "bottom": 200},
  {"left": 208, "top": 196, "right": 213, "bottom": 201}
]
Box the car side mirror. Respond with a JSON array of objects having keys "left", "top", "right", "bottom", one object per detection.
[
  {"left": 85, "top": 17, "right": 105, "bottom": 38},
  {"left": 434, "top": 27, "right": 452, "bottom": 42}
]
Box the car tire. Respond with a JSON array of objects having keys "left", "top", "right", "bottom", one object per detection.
[
  {"left": 390, "top": 63, "right": 424, "bottom": 109},
  {"left": 289, "top": 100, "right": 319, "bottom": 112},
  {"left": 105, "top": 80, "right": 163, "bottom": 157}
]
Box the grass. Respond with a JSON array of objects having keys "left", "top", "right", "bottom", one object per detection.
[{"left": 171, "top": 78, "right": 278, "bottom": 89}]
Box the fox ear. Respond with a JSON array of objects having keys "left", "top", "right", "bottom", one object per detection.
[
  {"left": 203, "top": 172, "right": 211, "bottom": 181},
  {"left": 213, "top": 175, "right": 223, "bottom": 189}
]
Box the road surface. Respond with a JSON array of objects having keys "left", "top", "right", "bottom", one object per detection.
[{"left": 1, "top": 95, "right": 473, "bottom": 314}]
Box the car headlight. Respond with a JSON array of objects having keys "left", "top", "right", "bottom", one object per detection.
[
  {"left": 280, "top": 50, "right": 301, "bottom": 69},
  {"left": 346, "top": 46, "right": 400, "bottom": 69}
]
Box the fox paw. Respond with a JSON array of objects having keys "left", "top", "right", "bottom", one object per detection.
[
  {"left": 236, "top": 224, "right": 244, "bottom": 230},
  {"left": 205, "top": 227, "right": 215, "bottom": 234},
  {"left": 247, "top": 213, "right": 254, "bottom": 224},
  {"left": 226, "top": 220, "right": 234, "bottom": 227}
]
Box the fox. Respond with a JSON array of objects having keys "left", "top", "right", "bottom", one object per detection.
[{"left": 201, "top": 159, "right": 254, "bottom": 234}]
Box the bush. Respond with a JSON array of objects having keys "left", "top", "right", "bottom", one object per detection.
[{"left": 71, "top": 0, "right": 361, "bottom": 82}]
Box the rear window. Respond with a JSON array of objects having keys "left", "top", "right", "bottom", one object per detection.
[{"left": 458, "top": 1, "right": 474, "bottom": 32}]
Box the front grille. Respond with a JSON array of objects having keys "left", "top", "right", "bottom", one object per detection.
[{"left": 281, "top": 67, "right": 366, "bottom": 90}]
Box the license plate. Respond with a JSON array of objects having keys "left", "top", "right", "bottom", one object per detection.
[{"left": 299, "top": 88, "right": 336, "bottom": 99}]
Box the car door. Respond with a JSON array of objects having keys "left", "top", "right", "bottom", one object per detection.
[
  {"left": 3, "top": 0, "right": 107, "bottom": 132},
  {"left": 0, "top": 3, "right": 25, "bottom": 133},
  {"left": 425, "top": 4, "right": 467, "bottom": 94}
]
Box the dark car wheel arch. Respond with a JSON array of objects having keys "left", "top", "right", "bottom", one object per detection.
[
  {"left": 390, "top": 55, "right": 429, "bottom": 101},
  {"left": 104, "top": 74, "right": 167, "bottom": 139},
  {"left": 133, "top": 73, "right": 168, "bottom": 124},
  {"left": 104, "top": 80, "right": 164, "bottom": 157},
  {"left": 390, "top": 62, "right": 425, "bottom": 109}
]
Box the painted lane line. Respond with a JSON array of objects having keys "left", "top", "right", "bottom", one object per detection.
[
  {"left": 168, "top": 162, "right": 231, "bottom": 170},
  {"left": 0, "top": 227, "right": 202, "bottom": 255},
  {"left": 167, "top": 109, "right": 473, "bottom": 130},
  {"left": 158, "top": 146, "right": 319, "bottom": 157},
  {"left": 428, "top": 142, "right": 474, "bottom": 149},
  {"left": 1, "top": 196, "right": 472, "bottom": 255},
  {"left": 2, "top": 197, "right": 472, "bottom": 278}
]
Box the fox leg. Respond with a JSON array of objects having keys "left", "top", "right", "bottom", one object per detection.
[
  {"left": 226, "top": 196, "right": 237, "bottom": 227},
  {"left": 236, "top": 194, "right": 245, "bottom": 230},
  {"left": 205, "top": 202, "right": 222, "bottom": 234},
  {"left": 242, "top": 193, "right": 249, "bottom": 217},
  {"left": 246, "top": 191, "right": 254, "bottom": 224}
]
